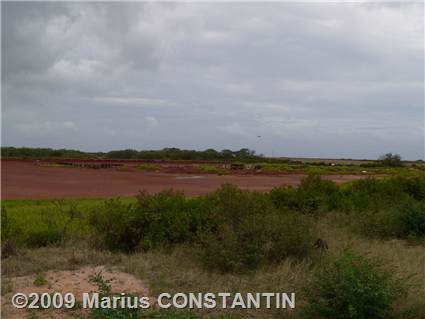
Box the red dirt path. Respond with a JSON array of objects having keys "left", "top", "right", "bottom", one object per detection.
[{"left": 1, "top": 160, "right": 366, "bottom": 199}]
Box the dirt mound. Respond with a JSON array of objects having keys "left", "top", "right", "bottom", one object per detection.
[{"left": 1, "top": 266, "right": 150, "bottom": 319}]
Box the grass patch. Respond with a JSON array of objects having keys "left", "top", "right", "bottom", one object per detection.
[
  {"left": 138, "top": 163, "right": 161, "bottom": 171},
  {"left": 199, "top": 165, "right": 229, "bottom": 175}
]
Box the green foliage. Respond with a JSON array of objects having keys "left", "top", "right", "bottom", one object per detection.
[
  {"left": 270, "top": 175, "right": 339, "bottom": 214},
  {"left": 89, "top": 199, "right": 141, "bottom": 252},
  {"left": 33, "top": 273, "right": 47, "bottom": 286},
  {"left": 88, "top": 272, "right": 143, "bottom": 319},
  {"left": 90, "top": 191, "right": 202, "bottom": 252},
  {"left": 398, "top": 202, "right": 425, "bottom": 237},
  {"left": 342, "top": 177, "right": 425, "bottom": 239},
  {"left": 25, "top": 228, "right": 63, "bottom": 247},
  {"left": 1, "top": 208, "right": 20, "bottom": 257},
  {"left": 23, "top": 201, "right": 82, "bottom": 248},
  {"left": 1, "top": 146, "right": 263, "bottom": 161},
  {"left": 260, "top": 163, "right": 296, "bottom": 173},
  {"left": 90, "top": 184, "right": 315, "bottom": 271},
  {"left": 269, "top": 175, "right": 425, "bottom": 240},
  {"left": 89, "top": 271, "right": 113, "bottom": 296},
  {"left": 198, "top": 184, "right": 314, "bottom": 272},
  {"left": 1, "top": 146, "right": 100, "bottom": 158},
  {"left": 199, "top": 165, "right": 228, "bottom": 175},
  {"left": 134, "top": 190, "right": 202, "bottom": 251},
  {"left": 138, "top": 163, "right": 161, "bottom": 171},
  {"left": 296, "top": 175, "right": 340, "bottom": 213},
  {"left": 4, "top": 176, "right": 425, "bottom": 258},
  {"left": 379, "top": 152, "right": 403, "bottom": 167},
  {"left": 304, "top": 250, "right": 404, "bottom": 319}
]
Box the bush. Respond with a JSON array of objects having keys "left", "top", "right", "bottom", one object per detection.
[
  {"left": 379, "top": 153, "right": 402, "bottom": 167},
  {"left": 25, "top": 228, "right": 63, "bottom": 247},
  {"left": 1, "top": 208, "right": 21, "bottom": 257},
  {"left": 354, "top": 198, "right": 425, "bottom": 240},
  {"left": 134, "top": 190, "right": 202, "bottom": 250},
  {"left": 90, "top": 191, "right": 202, "bottom": 253},
  {"left": 337, "top": 177, "right": 425, "bottom": 239},
  {"left": 398, "top": 202, "right": 425, "bottom": 237},
  {"left": 198, "top": 185, "right": 271, "bottom": 272},
  {"left": 88, "top": 272, "right": 143, "bottom": 319},
  {"left": 399, "top": 176, "right": 425, "bottom": 201},
  {"left": 305, "top": 250, "right": 404, "bottom": 319},
  {"left": 198, "top": 184, "right": 314, "bottom": 272},
  {"left": 270, "top": 175, "right": 340, "bottom": 214},
  {"left": 266, "top": 211, "right": 313, "bottom": 262},
  {"left": 341, "top": 177, "right": 421, "bottom": 213},
  {"left": 89, "top": 199, "right": 141, "bottom": 252},
  {"left": 270, "top": 186, "right": 298, "bottom": 209}
]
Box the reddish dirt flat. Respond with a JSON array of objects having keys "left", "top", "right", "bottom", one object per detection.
[{"left": 1, "top": 160, "right": 367, "bottom": 199}]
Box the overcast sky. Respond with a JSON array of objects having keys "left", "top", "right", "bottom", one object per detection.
[{"left": 2, "top": 2, "right": 424, "bottom": 160}]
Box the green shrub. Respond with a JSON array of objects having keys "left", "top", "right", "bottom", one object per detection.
[
  {"left": 198, "top": 184, "right": 314, "bottom": 272},
  {"left": 398, "top": 202, "right": 425, "bottom": 237},
  {"left": 266, "top": 211, "right": 313, "bottom": 262},
  {"left": 270, "top": 186, "right": 298, "bottom": 209},
  {"left": 270, "top": 175, "right": 340, "bottom": 214},
  {"left": 400, "top": 176, "right": 425, "bottom": 201},
  {"left": 198, "top": 185, "right": 271, "bottom": 272},
  {"left": 379, "top": 152, "right": 403, "bottom": 167},
  {"left": 134, "top": 190, "right": 202, "bottom": 250},
  {"left": 304, "top": 250, "right": 404, "bottom": 319},
  {"left": 345, "top": 177, "right": 418, "bottom": 212},
  {"left": 355, "top": 201, "right": 425, "bottom": 240},
  {"left": 88, "top": 272, "right": 143, "bottom": 319},
  {"left": 90, "top": 191, "right": 202, "bottom": 253},
  {"left": 1, "top": 208, "right": 21, "bottom": 257},
  {"left": 33, "top": 273, "right": 47, "bottom": 286},
  {"left": 25, "top": 228, "right": 63, "bottom": 247},
  {"left": 89, "top": 199, "right": 141, "bottom": 252}
]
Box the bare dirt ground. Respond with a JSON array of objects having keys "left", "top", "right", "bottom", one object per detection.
[
  {"left": 1, "top": 265, "right": 150, "bottom": 319},
  {"left": 1, "top": 160, "right": 367, "bottom": 199}
]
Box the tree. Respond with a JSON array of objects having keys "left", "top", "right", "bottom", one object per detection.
[{"left": 379, "top": 153, "right": 402, "bottom": 167}]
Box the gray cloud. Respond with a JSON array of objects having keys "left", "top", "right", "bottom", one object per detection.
[{"left": 2, "top": 2, "right": 424, "bottom": 159}]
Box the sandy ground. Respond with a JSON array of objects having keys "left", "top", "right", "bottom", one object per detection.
[
  {"left": 1, "top": 160, "right": 367, "bottom": 199},
  {"left": 1, "top": 265, "right": 150, "bottom": 319}
]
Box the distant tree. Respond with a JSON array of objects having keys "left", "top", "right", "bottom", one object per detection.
[{"left": 378, "top": 153, "right": 402, "bottom": 167}]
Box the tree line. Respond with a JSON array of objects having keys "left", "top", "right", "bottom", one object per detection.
[{"left": 1, "top": 146, "right": 263, "bottom": 161}]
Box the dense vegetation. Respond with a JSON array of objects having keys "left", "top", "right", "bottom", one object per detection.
[
  {"left": 1, "top": 146, "right": 262, "bottom": 161},
  {"left": 3, "top": 175, "right": 425, "bottom": 260},
  {"left": 4, "top": 147, "right": 424, "bottom": 167},
  {"left": 2, "top": 175, "right": 425, "bottom": 318}
]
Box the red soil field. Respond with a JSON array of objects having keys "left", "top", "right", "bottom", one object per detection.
[{"left": 1, "top": 160, "right": 366, "bottom": 199}]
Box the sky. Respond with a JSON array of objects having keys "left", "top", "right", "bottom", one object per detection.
[{"left": 2, "top": 2, "right": 424, "bottom": 160}]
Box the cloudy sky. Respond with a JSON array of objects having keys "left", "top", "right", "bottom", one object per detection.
[{"left": 2, "top": 2, "right": 424, "bottom": 160}]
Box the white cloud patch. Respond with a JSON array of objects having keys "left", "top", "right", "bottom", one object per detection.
[
  {"left": 145, "top": 116, "right": 159, "bottom": 128},
  {"left": 94, "top": 97, "right": 174, "bottom": 107},
  {"left": 221, "top": 123, "right": 250, "bottom": 136},
  {"left": 16, "top": 121, "right": 78, "bottom": 137}
]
